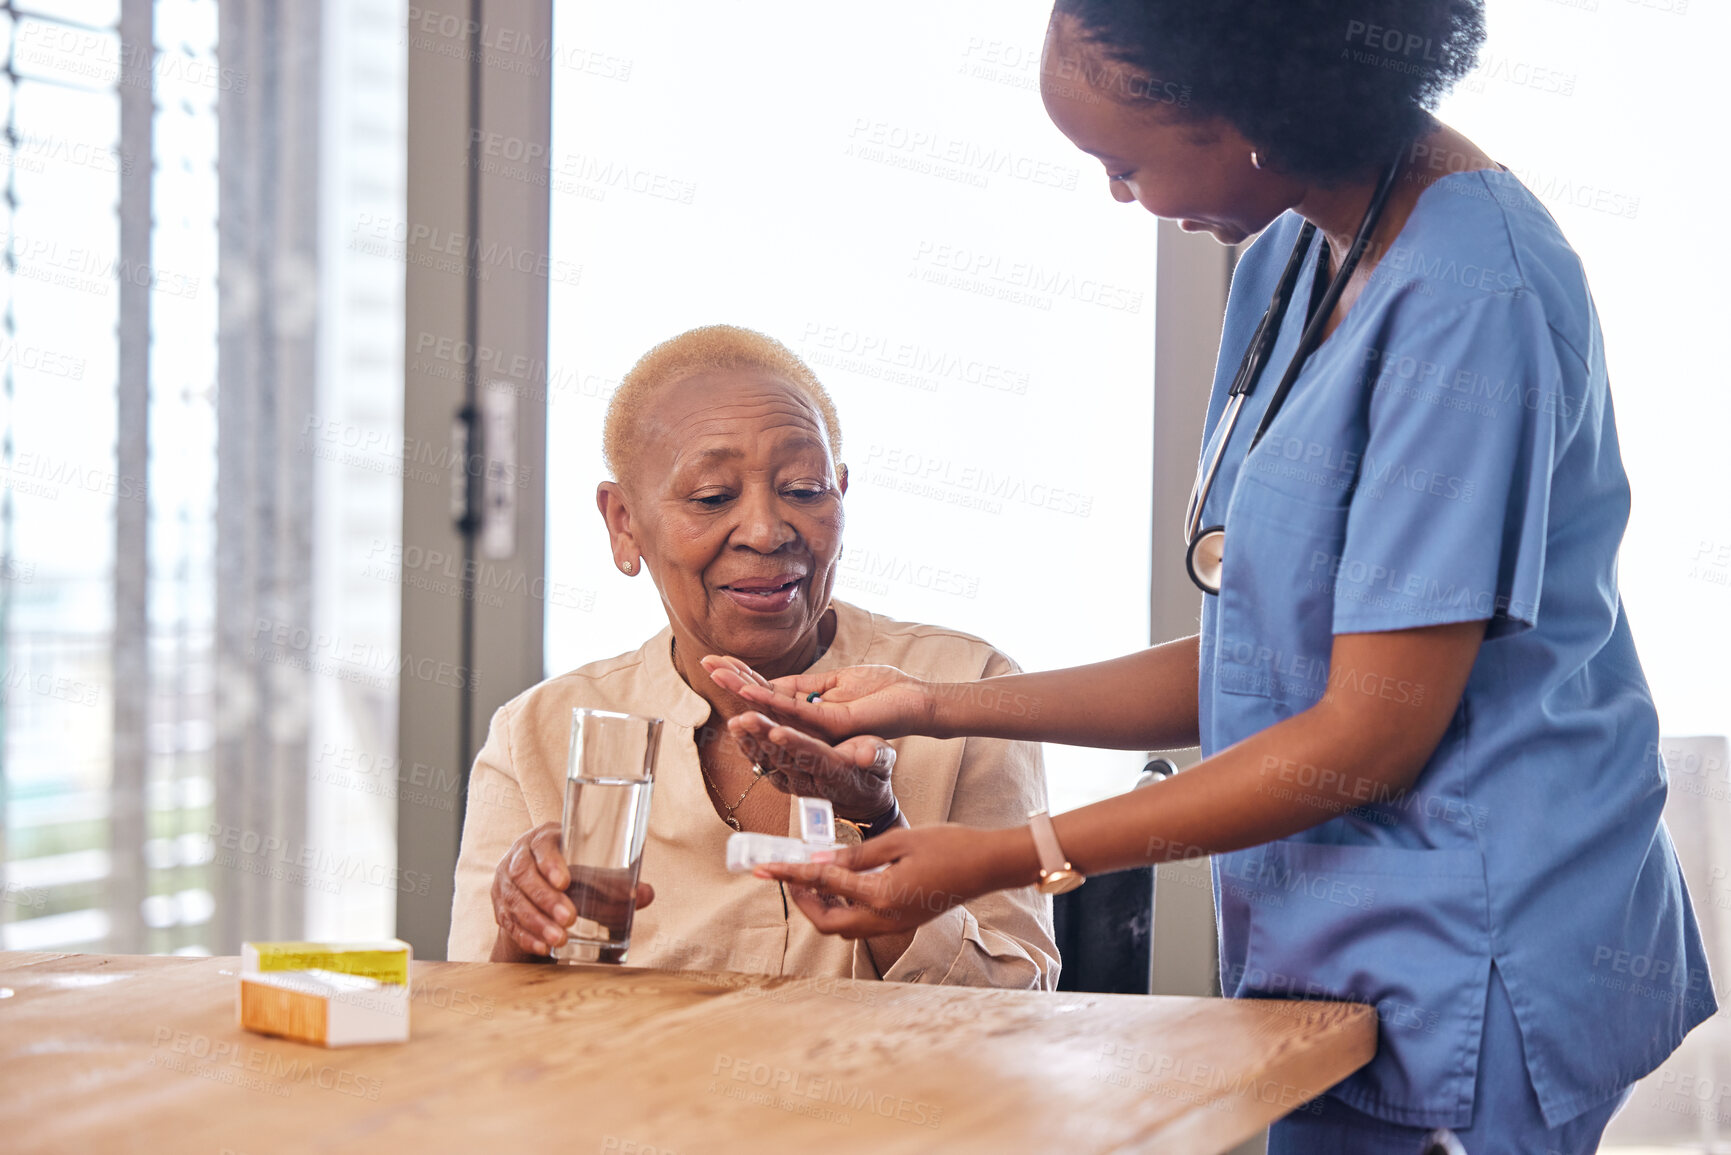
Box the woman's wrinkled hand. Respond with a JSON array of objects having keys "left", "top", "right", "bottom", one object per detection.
[
  {"left": 490, "top": 822, "right": 654, "bottom": 959},
  {"left": 752, "top": 823, "right": 1024, "bottom": 940},
  {"left": 701, "top": 655, "right": 937, "bottom": 743},
  {"left": 726, "top": 712, "right": 897, "bottom": 822}
]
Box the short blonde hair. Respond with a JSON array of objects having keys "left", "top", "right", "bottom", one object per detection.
[{"left": 603, "top": 325, "right": 842, "bottom": 482}]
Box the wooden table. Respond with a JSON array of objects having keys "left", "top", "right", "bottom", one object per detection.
[{"left": 0, "top": 951, "right": 1374, "bottom": 1154}]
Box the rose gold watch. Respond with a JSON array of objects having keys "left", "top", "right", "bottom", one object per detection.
[{"left": 1027, "top": 810, "right": 1084, "bottom": 895}]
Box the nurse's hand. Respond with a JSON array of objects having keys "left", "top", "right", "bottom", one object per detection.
[
  {"left": 725, "top": 712, "right": 899, "bottom": 824},
  {"left": 489, "top": 822, "right": 656, "bottom": 961},
  {"left": 703, "top": 655, "right": 937, "bottom": 743},
  {"left": 752, "top": 823, "right": 1036, "bottom": 939}
]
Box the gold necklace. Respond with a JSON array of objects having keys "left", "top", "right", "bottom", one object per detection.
[{"left": 698, "top": 755, "right": 763, "bottom": 833}]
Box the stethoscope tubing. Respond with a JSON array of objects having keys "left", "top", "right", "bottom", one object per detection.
[
  {"left": 1183, "top": 143, "right": 1410, "bottom": 595},
  {"left": 1184, "top": 391, "right": 1245, "bottom": 546}
]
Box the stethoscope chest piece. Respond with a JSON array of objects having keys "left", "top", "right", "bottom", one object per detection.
[{"left": 1187, "top": 526, "right": 1226, "bottom": 595}]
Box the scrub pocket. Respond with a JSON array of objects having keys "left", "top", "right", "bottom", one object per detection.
[
  {"left": 1217, "top": 840, "right": 1493, "bottom": 1130},
  {"left": 1211, "top": 475, "right": 1349, "bottom": 717}
]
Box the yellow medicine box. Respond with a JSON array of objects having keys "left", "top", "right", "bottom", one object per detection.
[{"left": 238, "top": 940, "right": 413, "bottom": 1047}]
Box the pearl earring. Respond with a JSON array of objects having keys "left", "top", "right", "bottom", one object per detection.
[{"left": 1250, "top": 149, "right": 1264, "bottom": 171}]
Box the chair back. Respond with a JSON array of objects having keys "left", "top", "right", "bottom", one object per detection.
[{"left": 1050, "top": 760, "right": 1173, "bottom": 995}]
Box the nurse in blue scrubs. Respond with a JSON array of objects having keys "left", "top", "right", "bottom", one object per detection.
[{"left": 703, "top": 1, "right": 1715, "bottom": 1151}]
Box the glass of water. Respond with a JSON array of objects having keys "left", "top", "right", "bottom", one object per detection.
[{"left": 551, "top": 707, "right": 662, "bottom": 964}]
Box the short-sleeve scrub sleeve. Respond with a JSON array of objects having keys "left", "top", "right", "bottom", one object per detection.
[{"left": 1330, "top": 292, "right": 1564, "bottom": 639}]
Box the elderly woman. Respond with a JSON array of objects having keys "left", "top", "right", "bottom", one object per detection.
[{"left": 447, "top": 324, "right": 1057, "bottom": 988}]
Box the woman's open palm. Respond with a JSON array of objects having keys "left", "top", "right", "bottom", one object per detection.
[{"left": 701, "top": 656, "right": 936, "bottom": 743}]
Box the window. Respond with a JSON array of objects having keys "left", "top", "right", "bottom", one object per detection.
[
  {"left": 0, "top": 0, "right": 407, "bottom": 954},
  {"left": 2, "top": 0, "right": 218, "bottom": 954}
]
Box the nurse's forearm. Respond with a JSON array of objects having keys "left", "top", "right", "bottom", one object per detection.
[
  {"left": 1046, "top": 706, "right": 1396, "bottom": 878},
  {"left": 1026, "top": 620, "right": 1487, "bottom": 881},
  {"left": 929, "top": 634, "right": 1201, "bottom": 750}
]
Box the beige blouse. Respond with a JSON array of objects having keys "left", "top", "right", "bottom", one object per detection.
[{"left": 447, "top": 599, "right": 1059, "bottom": 989}]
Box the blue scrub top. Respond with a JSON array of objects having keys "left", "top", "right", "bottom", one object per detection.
[{"left": 1197, "top": 169, "right": 1713, "bottom": 1130}]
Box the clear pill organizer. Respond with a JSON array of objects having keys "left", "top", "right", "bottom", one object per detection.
[{"left": 724, "top": 830, "right": 838, "bottom": 872}]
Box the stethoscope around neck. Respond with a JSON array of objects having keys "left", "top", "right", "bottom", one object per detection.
[{"left": 1183, "top": 144, "right": 1409, "bottom": 595}]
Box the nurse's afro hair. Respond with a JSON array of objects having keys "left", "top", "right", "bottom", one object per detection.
[
  {"left": 602, "top": 325, "right": 843, "bottom": 485},
  {"left": 1050, "top": 0, "right": 1486, "bottom": 185}
]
